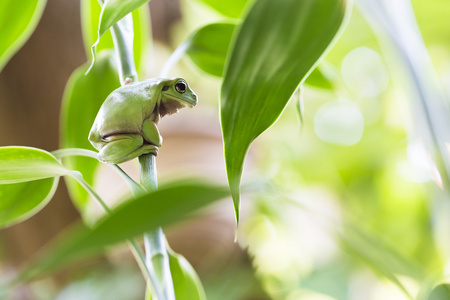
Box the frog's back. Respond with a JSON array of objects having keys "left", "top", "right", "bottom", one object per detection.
[{"left": 90, "top": 81, "right": 159, "bottom": 140}]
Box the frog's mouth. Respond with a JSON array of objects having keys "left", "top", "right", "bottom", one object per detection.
[
  {"left": 160, "top": 94, "right": 197, "bottom": 117},
  {"left": 166, "top": 93, "right": 197, "bottom": 107}
]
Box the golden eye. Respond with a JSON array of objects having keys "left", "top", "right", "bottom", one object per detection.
[{"left": 175, "top": 81, "right": 187, "bottom": 94}]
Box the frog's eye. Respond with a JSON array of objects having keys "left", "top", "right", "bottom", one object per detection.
[{"left": 175, "top": 81, "right": 187, "bottom": 94}]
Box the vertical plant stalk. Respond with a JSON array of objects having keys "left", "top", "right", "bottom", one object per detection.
[
  {"left": 108, "top": 9, "right": 175, "bottom": 300},
  {"left": 110, "top": 14, "right": 138, "bottom": 84},
  {"left": 139, "top": 154, "right": 175, "bottom": 300}
]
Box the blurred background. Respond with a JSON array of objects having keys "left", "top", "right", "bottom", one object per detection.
[{"left": 1, "top": 0, "right": 450, "bottom": 299}]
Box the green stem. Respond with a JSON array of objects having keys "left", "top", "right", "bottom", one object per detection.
[
  {"left": 103, "top": 1, "right": 175, "bottom": 296},
  {"left": 139, "top": 154, "right": 175, "bottom": 300},
  {"left": 111, "top": 19, "right": 138, "bottom": 84}
]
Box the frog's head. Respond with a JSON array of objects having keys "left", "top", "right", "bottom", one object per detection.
[{"left": 159, "top": 77, "right": 197, "bottom": 117}]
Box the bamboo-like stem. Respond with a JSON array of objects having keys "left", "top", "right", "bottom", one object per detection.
[
  {"left": 139, "top": 154, "right": 175, "bottom": 300},
  {"left": 106, "top": 5, "right": 175, "bottom": 298}
]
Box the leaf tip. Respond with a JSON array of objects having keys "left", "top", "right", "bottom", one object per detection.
[{"left": 85, "top": 40, "right": 99, "bottom": 75}]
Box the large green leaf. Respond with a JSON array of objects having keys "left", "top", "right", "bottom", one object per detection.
[
  {"left": 184, "top": 21, "right": 336, "bottom": 89},
  {"left": 0, "top": 0, "right": 46, "bottom": 72},
  {"left": 0, "top": 178, "right": 58, "bottom": 229},
  {"left": 0, "top": 147, "right": 70, "bottom": 183},
  {"left": 81, "top": 0, "right": 150, "bottom": 71},
  {"left": 90, "top": 0, "right": 150, "bottom": 64},
  {"left": 185, "top": 22, "right": 236, "bottom": 77},
  {"left": 194, "top": 0, "right": 249, "bottom": 18},
  {"left": 19, "top": 182, "right": 229, "bottom": 281},
  {"left": 185, "top": 21, "right": 336, "bottom": 89},
  {"left": 60, "top": 51, "right": 120, "bottom": 213},
  {"left": 220, "top": 0, "right": 351, "bottom": 222}
]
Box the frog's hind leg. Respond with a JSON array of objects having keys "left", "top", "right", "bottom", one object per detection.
[{"left": 98, "top": 134, "right": 158, "bottom": 164}]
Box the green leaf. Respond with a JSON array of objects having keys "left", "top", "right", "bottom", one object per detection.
[
  {"left": 304, "top": 67, "right": 334, "bottom": 89},
  {"left": 0, "top": 178, "right": 58, "bottom": 229},
  {"left": 0, "top": 0, "right": 46, "bottom": 72},
  {"left": 90, "top": 0, "right": 150, "bottom": 64},
  {"left": 195, "top": 0, "right": 249, "bottom": 18},
  {"left": 0, "top": 146, "right": 66, "bottom": 229},
  {"left": 186, "top": 22, "right": 237, "bottom": 77},
  {"left": 0, "top": 147, "right": 70, "bottom": 184},
  {"left": 169, "top": 249, "right": 206, "bottom": 300},
  {"left": 60, "top": 51, "right": 120, "bottom": 213},
  {"left": 20, "top": 182, "right": 229, "bottom": 281},
  {"left": 146, "top": 248, "right": 206, "bottom": 300},
  {"left": 220, "top": 0, "right": 351, "bottom": 223},
  {"left": 428, "top": 284, "right": 450, "bottom": 300},
  {"left": 81, "top": 0, "right": 151, "bottom": 72}
]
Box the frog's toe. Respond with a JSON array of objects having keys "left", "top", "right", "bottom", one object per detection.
[{"left": 141, "top": 144, "right": 159, "bottom": 156}]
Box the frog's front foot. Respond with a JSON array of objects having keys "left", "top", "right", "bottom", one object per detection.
[{"left": 143, "top": 144, "right": 159, "bottom": 156}]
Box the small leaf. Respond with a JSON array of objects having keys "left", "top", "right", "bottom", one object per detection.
[
  {"left": 81, "top": 0, "right": 115, "bottom": 56},
  {"left": 146, "top": 248, "right": 206, "bottom": 300},
  {"left": 220, "top": 0, "right": 351, "bottom": 223},
  {"left": 169, "top": 248, "right": 206, "bottom": 300},
  {"left": 195, "top": 0, "right": 249, "bottom": 18},
  {"left": 0, "top": 147, "right": 70, "bottom": 184},
  {"left": 304, "top": 67, "right": 334, "bottom": 89},
  {"left": 186, "top": 22, "right": 237, "bottom": 77},
  {"left": 0, "top": 178, "right": 58, "bottom": 229},
  {"left": 19, "top": 182, "right": 229, "bottom": 281},
  {"left": 0, "top": 0, "right": 46, "bottom": 72},
  {"left": 90, "top": 0, "right": 150, "bottom": 64},
  {"left": 60, "top": 50, "right": 120, "bottom": 213}
]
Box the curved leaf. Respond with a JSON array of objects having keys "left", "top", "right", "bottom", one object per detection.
[
  {"left": 89, "top": 0, "right": 150, "bottom": 65},
  {"left": 169, "top": 249, "right": 206, "bottom": 300},
  {"left": 81, "top": 0, "right": 115, "bottom": 57},
  {"left": 0, "top": 146, "right": 65, "bottom": 229},
  {"left": 19, "top": 182, "right": 229, "bottom": 281},
  {"left": 0, "top": 0, "right": 46, "bottom": 72},
  {"left": 82, "top": 0, "right": 151, "bottom": 74},
  {"left": 60, "top": 51, "right": 120, "bottom": 213},
  {"left": 0, "top": 178, "right": 58, "bottom": 229},
  {"left": 220, "top": 0, "right": 351, "bottom": 223},
  {"left": 195, "top": 0, "right": 249, "bottom": 18},
  {"left": 0, "top": 147, "right": 70, "bottom": 184},
  {"left": 186, "top": 22, "right": 236, "bottom": 77},
  {"left": 146, "top": 249, "right": 206, "bottom": 300}
]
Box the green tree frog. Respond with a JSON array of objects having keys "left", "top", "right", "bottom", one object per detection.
[{"left": 89, "top": 77, "right": 197, "bottom": 164}]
